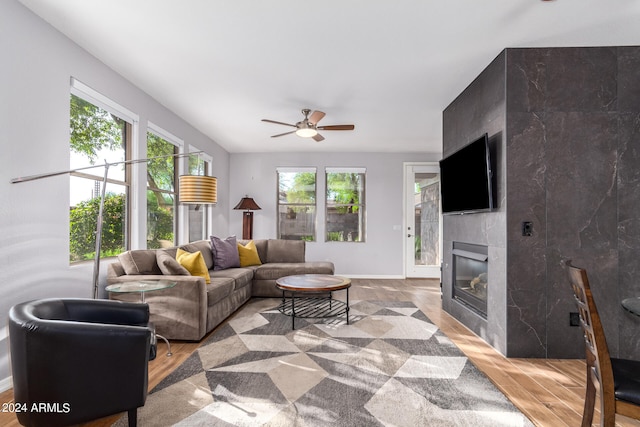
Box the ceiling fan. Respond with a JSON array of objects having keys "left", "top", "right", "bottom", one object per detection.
[{"left": 262, "top": 109, "right": 355, "bottom": 142}]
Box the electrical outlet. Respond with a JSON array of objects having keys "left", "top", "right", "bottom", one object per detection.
[{"left": 569, "top": 312, "right": 580, "bottom": 327}]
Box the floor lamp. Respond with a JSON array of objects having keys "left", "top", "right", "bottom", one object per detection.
[
  {"left": 233, "top": 196, "right": 261, "bottom": 240},
  {"left": 11, "top": 151, "right": 217, "bottom": 299}
]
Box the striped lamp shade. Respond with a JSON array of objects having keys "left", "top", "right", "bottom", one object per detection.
[{"left": 179, "top": 175, "right": 217, "bottom": 204}]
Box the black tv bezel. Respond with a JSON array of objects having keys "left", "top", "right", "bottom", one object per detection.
[{"left": 439, "top": 133, "right": 494, "bottom": 215}]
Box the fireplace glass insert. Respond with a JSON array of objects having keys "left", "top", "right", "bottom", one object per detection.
[{"left": 452, "top": 242, "right": 488, "bottom": 317}]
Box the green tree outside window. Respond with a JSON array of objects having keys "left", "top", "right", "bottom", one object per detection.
[
  {"left": 326, "top": 171, "right": 366, "bottom": 242},
  {"left": 277, "top": 170, "right": 316, "bottom": 241},
  {"left": 146, "top": 132, "right": 177, "bottom": 249}
]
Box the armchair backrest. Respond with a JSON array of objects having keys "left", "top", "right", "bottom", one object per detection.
[{"left": 18, "top": 298, "right": 150, "bottom": 325}]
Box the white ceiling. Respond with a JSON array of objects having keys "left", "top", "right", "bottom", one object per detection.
[{"left": 18, "top": 0, "right": 640, "bottom": 154}]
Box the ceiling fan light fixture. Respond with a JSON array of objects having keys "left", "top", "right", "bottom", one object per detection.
[
  {"left": 295, "top": 127, "right": 318, "bottom": 138},
  {"left": 295, "top": 121, "right": 318, "bottom": 138}
]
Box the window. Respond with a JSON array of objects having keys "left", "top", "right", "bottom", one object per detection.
[
  {"left": 146, "top": 130, "right": 178, "bottom": 249},
  {"left": 325, "top": 168, "right": 366, "bottom": 242},
  {"left": 277, "top": 168, "right": 316, "bottom": 241},
  {"left": 69, "top": 92, "right": 131, "bottom": 262},
  {"left": 187, "top": 152, "right": 211, "bottom": 241}
]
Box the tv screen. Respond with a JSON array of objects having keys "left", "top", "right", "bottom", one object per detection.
[{"left": 439, "top": 133, "right": 494, "bottom": 214}]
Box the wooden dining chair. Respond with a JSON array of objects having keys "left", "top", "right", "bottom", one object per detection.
[{"left": 567, "top": 261, "right": 640, "bottom": 426}]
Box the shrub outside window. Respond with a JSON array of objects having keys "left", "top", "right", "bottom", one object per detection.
[
  {"left": 277, "top": 168, "right": 316, "bottom": 241},
  {"left": 326, "top": 168, "right": 366, "bottom": 242}
]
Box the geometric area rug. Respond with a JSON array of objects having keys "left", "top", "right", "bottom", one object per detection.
[{"left": 114, "top": 299, "right": 533, "bottom": 427}]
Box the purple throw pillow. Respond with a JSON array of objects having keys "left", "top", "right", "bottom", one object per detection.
[{"left": 210, "top": 235, "right": 240, "bottom": 270}]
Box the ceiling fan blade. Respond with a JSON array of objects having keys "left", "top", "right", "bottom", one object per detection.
[
  {"left": 312, "top": 133, "right": 325, "bottom": 142},
  {"left": 308, "top": 110, "right": 325, "bottom": 124},
  {"left": 262, "top": 119, "right": 296, "bottom": 127},
  {"left": 317, "top": 124, "right": 355, "bottom": 131},
  {"left": 271, "top": 130, "right": 297, "bottom": 138}
]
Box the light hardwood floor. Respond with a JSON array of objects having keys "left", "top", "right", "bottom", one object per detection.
[{"left": 1, "top": 278, "right": 639, "bottom": 427}]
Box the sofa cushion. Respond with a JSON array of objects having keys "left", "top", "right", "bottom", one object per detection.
[
  {"left": 210, "top": 236, "right": 241, "bottom": 270},
  {"left": 180, "top": 240, "right": 214, "bottom": 270},
  {"left": 206, "top": 277, "right": 235, "bottom": 306},
  {"left": 156, "top": 250, "right": 189, "bottom": 276},
  {"left": 209, "top": 267, "right": 253, "bottom": 291},
  {"left": 253, "top": 262, "right": 334, "bottom": 281},
  {"left": 117, "top": 250, "right": 161, "bottom": 275},
  {"left": 177, "top": 248, "right": 211, "bottom": 284},
  {"left": 237, "top": 240, "right": 262, "bottom": 267},
  {"left": 266, "top": 240, "right": 305, "bottom": 263}
]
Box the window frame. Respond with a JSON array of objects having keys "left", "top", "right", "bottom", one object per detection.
[
  {"left": 69, "top": 79, "right": 139, "bottom": 263},
  {"left": 145, "top": 124, "right": 182, "bottom": 248},
  {"left": 276, "top": 167, "right": 317, "bottom": 241},
  {"left": 325, "top": 167, "right": 366, "bottom": 243},
  {"left": 186, "top": 150, "right": 213, "bottom": 241}
]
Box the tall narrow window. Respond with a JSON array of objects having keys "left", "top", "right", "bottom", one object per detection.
[
  {"left": 146, "top": 131, "right": 178, "bottom": 249},
  {"left": 277, "top": 168, "right": 316, "bottom": 241},
  {"left": 325, "top": 168, "right": 366, "bottom": 242},
  {"left": 187, "top": 153, "right": 211, "bottom": 241},
  {"left": 69, "top": 93, "right": 130, "bottom": 262}
]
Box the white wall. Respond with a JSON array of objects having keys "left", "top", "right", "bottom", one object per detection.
[
  {"left": 0, "top": 0, "right": 230, "bottom": 390},
  {"left": 229, "top": 152, "right": 438, "bottom": 276}
]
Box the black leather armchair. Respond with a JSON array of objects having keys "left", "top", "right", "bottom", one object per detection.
[{"left": 8, "top": 298, "right": 156, "bottom": 427}]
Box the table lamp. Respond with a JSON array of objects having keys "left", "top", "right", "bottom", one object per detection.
[{"left": 234, "top": 196, "right": 261, "bottom": 239}]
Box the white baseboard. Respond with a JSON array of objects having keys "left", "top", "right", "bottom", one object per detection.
[
  {"left": 0, "top": 376, "right": 12, "bottom": 393},
  {"left": 338, "top": 274, "right": 405, "bottom": 279}
]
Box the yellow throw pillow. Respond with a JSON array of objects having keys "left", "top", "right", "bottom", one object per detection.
[
  {"left": 176, "top": 248, "right": 211, "bottom": 284},
  {"left": 237, "top": 240, "right": 262, "bottom": 267}
]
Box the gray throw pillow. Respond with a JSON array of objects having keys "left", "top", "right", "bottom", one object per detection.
[
  {"left": 117, "top": 250, "right": 162, "bottom": 275},
  {"left": 156, "top": 250, "right": 189, "bottom": 276},
  {"left": 210, "top": 235, "right": 240, "bottom": 270}
]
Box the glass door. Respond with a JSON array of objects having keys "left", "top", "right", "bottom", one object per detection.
[{"left": 404, "top": 163, "right": 441, "bottom": 278}]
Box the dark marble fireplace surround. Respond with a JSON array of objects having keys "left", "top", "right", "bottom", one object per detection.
[{"left": 442, "top": 46, "right": 640, "bottom": 359}]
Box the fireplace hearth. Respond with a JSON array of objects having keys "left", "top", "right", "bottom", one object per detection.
[{"left": 452, "top": 242, "right": 488, "bottom": 317}]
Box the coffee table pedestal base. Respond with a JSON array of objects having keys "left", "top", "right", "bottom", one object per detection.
[{"left": 277, "top": 291, "right": 350, "bottom": 330}]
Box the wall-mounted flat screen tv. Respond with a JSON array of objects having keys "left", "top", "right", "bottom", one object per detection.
[{"left": 439, "top": 133, "right": 494, "bottom": 215}]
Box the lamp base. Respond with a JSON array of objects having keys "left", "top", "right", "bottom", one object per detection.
[{"left": 242, "top": 211, "right": 254, "bottom": 240}]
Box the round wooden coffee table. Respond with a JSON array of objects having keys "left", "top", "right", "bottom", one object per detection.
[{"left": 275, "top": 274, "right": 351, "bottom": 330}]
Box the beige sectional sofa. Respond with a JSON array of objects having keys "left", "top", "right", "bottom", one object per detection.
[{"left": 106, "top": 238, "right": 334, "bottom": 341}]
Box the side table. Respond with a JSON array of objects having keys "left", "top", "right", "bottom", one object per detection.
[{"left": 106, "top": 279, "right": 177, "bottom": 357}]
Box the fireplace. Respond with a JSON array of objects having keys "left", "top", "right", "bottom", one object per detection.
[{"left": 452, "top": 242, "right": 488, "bottom": 317}]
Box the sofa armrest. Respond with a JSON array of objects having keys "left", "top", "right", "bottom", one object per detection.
[{"left": 107, "top": 275, "right": 208, "bottom": 341}]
